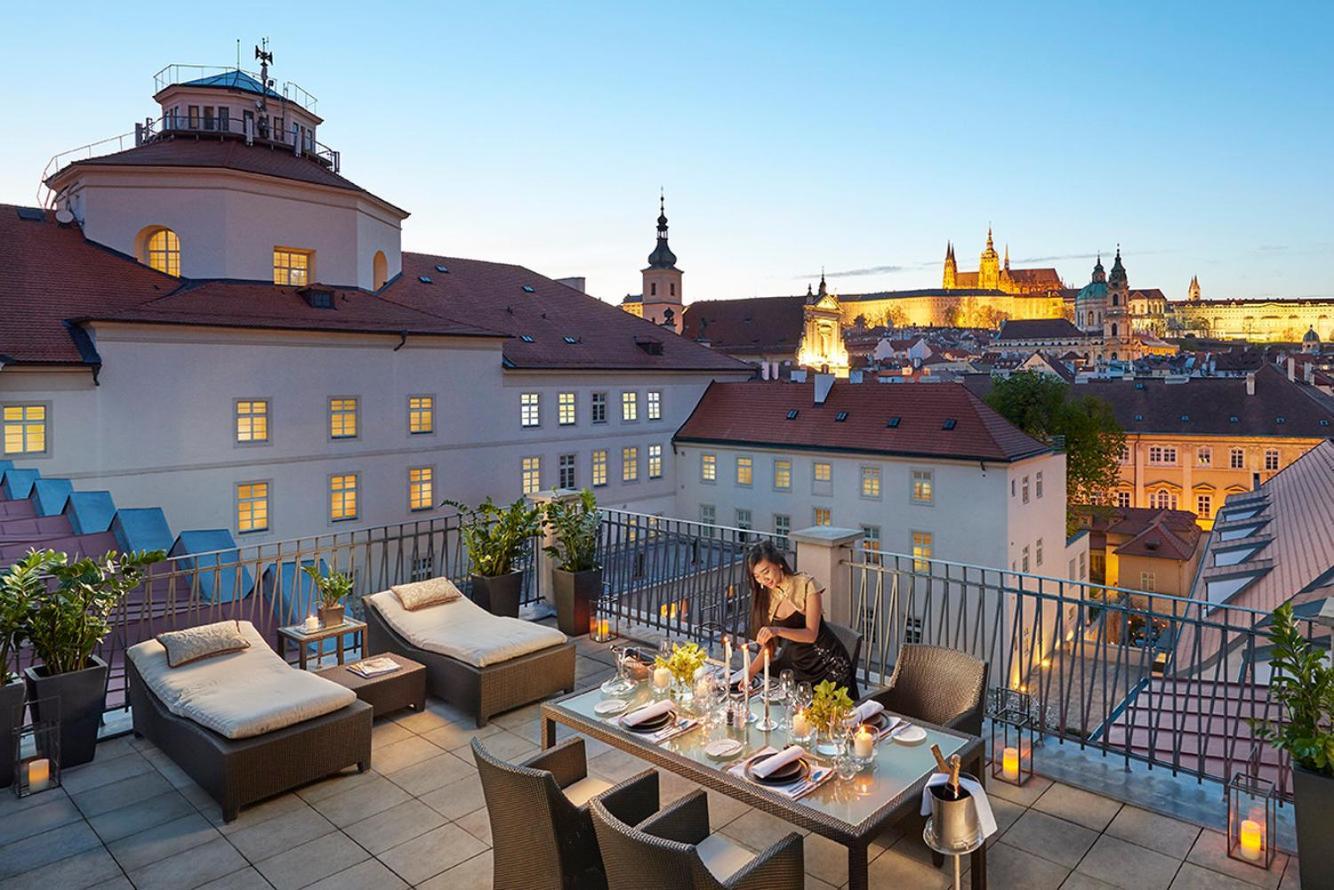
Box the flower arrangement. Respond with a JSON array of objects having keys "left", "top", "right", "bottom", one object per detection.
[
  {"left": 655, "top": 642, "right": 707, "bottom": 686},
  {"left": 807, "top": 679, "right": 854, "bottom": 734}
]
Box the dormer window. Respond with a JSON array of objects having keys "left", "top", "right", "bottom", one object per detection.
[
  {"left": 141, "top": 227, "right": 180, "bottom": 277},
  {"left": 274, "top": 247, "right": 313, "bottom": 286}
]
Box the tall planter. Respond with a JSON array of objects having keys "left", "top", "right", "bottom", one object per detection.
[
  {"left": 552, "top": 567, "right": 602, "bottom": 636},
  {"left": 472, "top": 572, "right": 523, "bottom": 619},
  {"left": 24, "top": 655, "right": 108, "bottom": 768},
  {"left": 0, "top": 679, "right": 24, "bottom": 788},
  {"left": 1293, "top": 764, "right": 1334, "bottom": 882}
]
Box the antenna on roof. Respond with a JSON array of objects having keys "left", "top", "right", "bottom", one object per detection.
[{"left": 236, "top": 39, "right": 241, "bottom": 71}]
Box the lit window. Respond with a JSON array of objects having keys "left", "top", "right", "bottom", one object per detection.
[
  {"left": 621, "top": 391, "right": 638, "bottom": 421},
  {"left": 1148, "top": 445, "right": 1177, "bottom": 466},
  {"left": 1035, "top": 471, "right": 1044, "bottom": 499},
  {"left": 622, "top": 447, "right": 638, "bottom": 482},
  {"left": 1022, "top": 476, "right": 1030, "bottom": 504},
  {"left": 145, "top": 228, "right": 180, "bottom": 277},
  {"left": 1151, "top": 489, "right": 1178, "bottom": 510},
  {"left": 911, "top": 469, "right": 934, "bottom": 505},
  {"left": 701, "top": 453, "right": 717, "bottom": 482},
  {"left": 1264, "top": 449, "right": 1280, "bottom": 471},
  {"left": 814, "top": 507, "right": 832, "bottom": 526},
  {"left": 647, "top": 390, "right": 662, "bottom": 421},
  {"left": 559, "top": 453, "right": 576, "bottom": 489},
  {"left": 1230, "top": 447, "right": 1245, "bottom": 469},
  {"left": 736, "top": 508, "right": 752, "bottom": 530},
  {"left": 558, "top": 392, "right": 576, "bottom": 426},
  {"left": 3, "top": 404, "right": 47, "bottom": 455},
  {"left": 1119, "top": 444, "right": 1132, "bottom": 464},
  {"left": 235, "top": 400, "right": 269, "bottom": 444},
  {"left": 814, "top": 462, "right": 832, "bottom": 483},
  {"left": 273, "top": 247, "right": 313, "bottom": 286},
  {"left": 521, "top": 393, "right": 540, "bottom": 428},
  {"left": 409, "top": 467, "right": 434, "bottom": 511},
  {"left": 236, "top": 481, "right": 269, "bottom": 533},
  {"left": 1196, "top": 446, "right": 1212, "bottom": 467},
  {"left": 329, "top": 398, "right": 358, "bottom": 439},
  {"left": 862, "top": 525, "right": 882, "bottom": 564},
  {"left": 592, "top": 450, "right": 608, "bottom": 487},
  {"left": 774, "top": 514, "right": 791, "bottom": 537},
  {"left": 1196, "top": 494, "right": 1212, "bottom": 518},
  {"left": 521, "top": 456, "right": 541, "bottom": 494},
  {"left": 736, "top": 456, "right": 753, "bottom": 486},
  {"left": 592, "top": 392, "right": 608, "bottom": 424},
  {"left": 408, "top": 396, "right": 434, "bottom": 434},
  {"left": 861, "top": 466, "right": 881, "bottom": 498},
  {"left": 700, "top": 503, "right": 716, "bottom": 525},
  {"left": 330, "top": 474, "right": 358, "bottom": 521},
  {"left": 648, "top": 444, "right": 662, "bottom": 479},
  {"left": 912, "top": 531, "right": 933, "bottom": 571},
  {"left": 1036, "top": 537, "right": 1044, "bottom": 566},
  {"left": 773, "top": 459, "right": 792, "bottom": 491},
  {"left": 1116, "top": 490, "right": 1132, "bottom": 508}
]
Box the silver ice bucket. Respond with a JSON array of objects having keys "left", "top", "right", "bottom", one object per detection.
[{"left": 928, "top": 775, "right": 980, "bottom": 850}]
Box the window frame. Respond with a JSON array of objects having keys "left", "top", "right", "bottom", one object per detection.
[
  {"left": 558, "top": 452, "right": 577, "bottom": 489},
  {"left": 1264, "top": 448, "right": 1280, "bottom": 471},
  {"left": 408, "top": 465, "right": 435, "bottom": 512},
  {"left": 860, "top": 465, "right": 882, "bottom": 499},
  {"left": 591, "top": 449, "right": 609, "bottom": 487},
  {"left": 145, "top": 228, "right": 181, "bottom": 277},
  {"left": 328, "top": 472, "right": 360, "bottom": 523},
  {"left": 234, "top": 398, "right": 272, "bottom": 447},
  {"left": 1196, "top": 446, "right": 1212, "bottom": 467},
  {"left": 1196, "top": 493, "right": 1212, "bottom": 519},
  {"left": 647, "top": 390, "right": 662, "bottom": 421},
  {"left": 521, "top": 455, "right": 542, "bottom": 495},
  {"left": 591, "top": 391, "right": 608, "bottom": 424},
  {"left": 235, "top": 479, "right": 272, "bottom": 534},
  {"left": 910, "top": 468, "right": 934, "bottom": 506},
  {"left": 1148, "top": 445, "right": 1178, "bottom": 466},
  {"left": 2, "top": 401, "right": 51, "bottom": 457},
  {"left": 407, "top": 394, "right": 435, "bottom": 436},
  {"left": 648, "top": 443, "right": 663, "bottom": 480},
  {"left": 520, "top": 392, "right": 541, "bottom": 429},
  {"left": 621, "top": 446, "right": 639, "bottom": 483},
  {"left": 772, "top": 458, "right": 792, "bottom": 492},
  {"left": 1229, "top": 447, "right": 1245, "bottom": 470},
  {"left": 700, "top": 503, "right": 716, "bottom": 526},
  {"left": 557, "top": 392, "right": 577, "bottom": 426},
  {"left": 272, "top": 246, "right": 315, "bottom": 286},
  {"left": 813, "top": 507, "right": 832, "bottom": 527},
  {"left": 912, "top": 530, "right": 933, "bottom": 572},
  {"left": 621, "top": 391, "right": 639, "bottom": 422},
  {"left": 328, "top": 396, "right": 359, "bottom": 441},
  {"left": 701, "top": 452, "right": 717, "bottom": 484},
  {"left": 774, "top": 514, "right": 791, "bottom": 538},
  {"left": 735, "top": 455, "right": 753, "bottom": 487}
]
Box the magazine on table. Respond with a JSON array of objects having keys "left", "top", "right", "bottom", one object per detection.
[{"left": 349, "top": 656, "right": 400, "bottom": 678}]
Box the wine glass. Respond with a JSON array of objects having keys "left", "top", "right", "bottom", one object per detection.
[{"left": 795, "top": 681, "right": 814, "bottom": 711}]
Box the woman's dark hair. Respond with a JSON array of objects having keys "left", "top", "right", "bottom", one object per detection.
[{"left": 746, "top": 540, "right": 793, "bottom": 639}]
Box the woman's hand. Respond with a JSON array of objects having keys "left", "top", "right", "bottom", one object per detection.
[{"left": 756, "top": 626, "right": 777, "bottom": 647}]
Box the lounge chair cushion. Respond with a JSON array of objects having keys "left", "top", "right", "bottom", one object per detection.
[
  {"left": 128, "top": 621, "right": 356, "bottom": 739},
  {"left": 156, "top": 620, "right": 251, "bottom": 668},
  {"left": 391, "top": 576, "right": 463, "bottom": 611},
  {"left": 367, "top": 589, "right": 567, "bottom": 667}
]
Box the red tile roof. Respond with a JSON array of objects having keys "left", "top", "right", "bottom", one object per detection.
[
  {"left": 1114, "top": 516, "right": 1201, "bottom": 561},
  {"left": 996, "top": 318, "right": 1088, "bottom": 341},
  {"left": 681, "top": 296, "right": 806, "bottom": 354},
  {"left": 674, "top": 380, "right": 1049, "bottom": 462}
]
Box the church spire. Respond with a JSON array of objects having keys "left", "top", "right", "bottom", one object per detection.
[
  {"left": 1004, "top": 243, "right": 1010, "bottom": 271},
  {"left": 646, "top": 191, "right": 677, "bottom": 269},
  {"left": 986, "top": 225, "right": 994, "bottom": 250},
  {"left": 817, "top": 268, "right": 827, "bottom": 297}
]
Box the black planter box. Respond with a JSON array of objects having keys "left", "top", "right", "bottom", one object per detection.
[
  {"left": 0, "top": 679, "right": 24, "bottom": 788},
  {"left": 24, "top": 655, "right": 109, "bottom": 768},
  {"left": 1293, "top": 763, "right": 1334, "bottom": 885},
  {"left": 552, "top": 567, "right": 602, "bottom": 636},
  {"left": 471, "top": 571, "right": 524, "bottom": 618}
]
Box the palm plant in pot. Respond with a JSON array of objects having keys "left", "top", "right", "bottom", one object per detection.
[
  {"left": 444, "top": 497, "right": 544, "bottom": 618},
  {"left": 543, "top": 489, "right": 603, "bottom": 635},
  {"left": 0, "top": 550, "right": 43, "bottom": 788},
  {"left": 1253, "top": 602, "right": 1333, "bottom": 880},
  {"left": 301, "top": 565, "right": 354, "bottom": 628},
  {"left": 23, "top": 548, "right": 163, "bottom": 767}
]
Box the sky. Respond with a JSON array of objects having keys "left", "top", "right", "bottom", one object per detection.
[{"left": 3, "top": 1, "right": 1332, "bottom": 305}]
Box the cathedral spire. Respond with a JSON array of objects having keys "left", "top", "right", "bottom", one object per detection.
[
  {"left": 646, "top": 191, "right": 677, "bottom": 269},
  {"left": 1004, "top": 243, "right": 1010, "bottom": 271}
]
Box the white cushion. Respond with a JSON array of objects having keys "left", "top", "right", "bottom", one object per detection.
[
  {"left": 128, "top": 621, "right": 356, "bottom": 740},
  {"left": 562, "top": 775, "right": 613, "bottom": 807},
  {"left": 391, "top": 576, "right": 462, "bottom": 611},
  {"left": 156, "top": 620, "right": 250, "bottom": 667},
  {"left": 366, "top": 589, "right": 567, "bottom": 668},
  {"left": 697, "top": 834, "right": 753, "bottom": 882}
]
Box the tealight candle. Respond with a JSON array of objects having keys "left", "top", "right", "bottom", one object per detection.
[
  {"left": 854, "top": 726, "right": 875, "bottom": 760},
  {"left": 1001, "top": 746, "right": 1020, "bottom": 783},
  {"left": 1239, "top": 819, "right": 1263, "bottom": 862},
  {"left": 304, "top": 615, "right": 320, "bottom": 633},
  {"left": 653, "top": 666, "right": 672, "bottom": 690},
  {"left": 792, "top": 709, "right": 811, "bottom": 737},
  {"left": 27, "top": 758, "right": 50, "bottom": 792}
]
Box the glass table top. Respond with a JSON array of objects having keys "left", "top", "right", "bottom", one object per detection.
[{"left": 546, "top": 678, "right": 974, "bottom": 833}]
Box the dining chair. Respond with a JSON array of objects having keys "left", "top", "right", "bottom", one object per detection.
[
  {"left": 826, "top": 621, "right": 863, "bottom": 699},
  {"left": 590, "top": 789, "right": 805, "bottom": 890},
  {"left": 472, "top": 736, "right": 660, "bottom": 890},
  {"left": 870, "top": 643, "right": 989, "bottom": 735}
]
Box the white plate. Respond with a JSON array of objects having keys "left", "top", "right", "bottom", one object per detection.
[
  {"left": 704, "top": 739, "right": 744, "bottom": 759},
  {"left": 894, "top": 724, "right": 927, "bottom": 745},
  {"left": 595, "top": 698, "right": 629, "bottom": 716}
]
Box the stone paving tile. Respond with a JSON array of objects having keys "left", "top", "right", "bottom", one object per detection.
[
  {"left": 1001, "top": 809, "right": 1099, "bottom": 869},
  {"left": 213, "top": 790, "right": 311, "bottom": 835},
  {"left": 1278, "top": 858, "right": 1302, "bottom": 890},
  {"left": 194, "top": 866, "right": 273, "bottom": 890},
  {"left": 986, "top": 840, "right": 1072, "bottom": 889},
  {"left": 1060, "top": 872, "right": 1121, "bottom": 889},
  {"left": 801, "top": 829, "right": 875, "bottom": 887},
  {"left": 454, "top": 806, "right": 492, "bottom": 845},
  {"left": 718, "top": 807, "right": 808, "bottom": 852},
  {"left": 987, "top": 772, "right": 1055, "bottom": 808},
  {"left": 1076, "top": 834, "right": 1182, "bottom": 890},
  {"left": 1033, "top": 782, "right": 1125, "bottom": 832},
  {"left": 380, "top": 751, "right": 475, "bottom": 797},
  {"left": 342, "top": 798, "right": 446, "bottom": 855},
  {"left": 308, "top": 775, "right": 411, "bottom": 828},
  {"left": 1171, "top": 862, "right": 1268, "bottom": 890},
  {"left": 418, "top": 719, "right": 502, "bottom": 752},
  {"left": 1186, "top": 830, "right": 1286, "bottom": 889},
  {"left": 417, "top": 850, "right": 492, "bottom": 890},
  {"left": 1104, "top": 805, "right": 1203, "bottom": 860},
  {"left": 0, "top": 793, "right": 85, "bottom": 846},
  {"left": 0, "top": 786, "right": 73, "bottom": 819},
  {"left": 0, "top": 845, "right": 124, "bottom": 890},
  {"left": 370, "top": 719, "right": 415, "bottom": 748},
  {"left": 469, "top": 727, "right": 537, "bottom": 762},
  {"left": 0, "top": 819, "right": 103, "bottom": 879},
  {"left": 294, "top": 765, "right": 380, "bottom": 804},
  {"left": 70, "top": 771, "right": 174, "bottom": 818},
  {"left": 304, "top": 857, "right": 408, "bottom": 890},
  {"left": 866, "top": 842, "right": 954, "bottom": 889},
  {"left": 225, "top": 803, "right": 335, "bottom": 863},
  {"left": 369, "top": 735, "right": 445, "bottom": 774},
  {"left": 61, "top": 751, "right": 155, "bottom": 794},
  {"left": 107, "top": 812, "right": 219, "bottom": 872},
  {"left": 804, "top": 876, "right": 839, "bottom": 890},
  {"left": 490, "top": 700, "right": 542, "bottom": 732},
  {"left": 376, "top": 822, "right": 488, "bottom": 886},
  {"left": 125, "top": 834, "right": 249, "bottom": 890},
  {"left": 253, "top": 831, "right": 369, "bottom": 890},
  {"left": 87, "top": 790, "right": 197, "bottom": 844},
  {"left": 391, "top": 705, "right": 453, "bottom": 735},
  {"left": 417, "top": 773, "right": 486, "bottom": 820}
]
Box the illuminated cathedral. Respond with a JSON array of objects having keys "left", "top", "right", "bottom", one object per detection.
[{"left": 943, "top": 228, "right": 1064, "bottom": 295}]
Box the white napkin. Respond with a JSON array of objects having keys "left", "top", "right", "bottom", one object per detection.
[
  {"left": 852, "top": 700, "right": 885, "bottom": 723},
  {"left": 919, "top": 773, "right": 999, "bottom": 839},
  {"left": 751, "top": 745, "right": 805, "bottom": 779},
  {"left": 621, "top": 700, "right": 673, "bottom": 727}
]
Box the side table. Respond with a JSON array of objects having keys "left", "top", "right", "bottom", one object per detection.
[
  {"left": 277, "top": 619, "right": 367, "bottom": 670},
  {"left": 316, "top": 653, "right": 427, "bottom": 718}
]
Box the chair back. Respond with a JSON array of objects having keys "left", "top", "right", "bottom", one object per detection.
[
  {"left": 471, "top": 738, "right": 576, "bottom": 890},
  {"left": 825, "top": 621, "right": 863, "bottom": 699},
  {"left": 882, "top": 644, "right": 988, "bottom": 735},
  {"left": 589, "top": 798, "right": 720, "bottom": 890}
]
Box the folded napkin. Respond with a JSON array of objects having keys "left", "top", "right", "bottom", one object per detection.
[
  {"left": 852, "top": 700, "right": 885, "bottom": 723},
  {"left": 751, "top": 745, "right": 805, "bottom": 779},
  {"left": 621, "top": 700, "right": 674, "bottom": 728},
  {"left": 919, "top": 773, "right": 999, "bottom": 839},
  {"left": 730, "top": 746, "right": 833, "bottom": 799}
]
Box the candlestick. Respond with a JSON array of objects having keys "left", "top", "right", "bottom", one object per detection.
[
  {"left": 304, "top": 615, "right": 320, "bottom": 633},
  {"left": 756, "top": 648, "right": 777, "bottom": 730},
  {"left": 854, "top": 726, "right": 875, "bottom": 760},
  {"left": 1001, "top": 746, "right": 1020, "bottom": 783},
  {"left": 1239, "top": 820, "right": 1263, "bottom": 862},
  {"left": 26, "top": 758, "right": 50, "bottom": 792}
]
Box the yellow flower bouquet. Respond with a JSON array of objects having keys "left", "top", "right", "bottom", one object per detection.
[
  {"left": 655, "top": 641, "right": 707, "bottom": 686},
  {"left": 807, "top": 679, "right": 854, "bottom": 734}
]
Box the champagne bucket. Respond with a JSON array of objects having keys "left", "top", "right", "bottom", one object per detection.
[{"left": 929, "top": 775, "right": 980, "bottom": 849}]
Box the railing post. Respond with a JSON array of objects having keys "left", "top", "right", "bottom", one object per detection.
[
  {"left": 527, "top": 489, "right": 581, "bottom": 606},
  {"left": 789, "top": 526, "right": 863, "bottom": 628}
]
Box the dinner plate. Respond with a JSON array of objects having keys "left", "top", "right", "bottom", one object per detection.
[
  {"left": 704, "top": 739, "right": 744, "bottom": 760},
  {"left": 594, "top": 698, "right": 629, "bottom": 716},
  {"left": 865, "top": 712, "right": 892, "bottom": 731},
  {"left": 894, "top": 724, "right": 927, "bottom": 745},
  {"left": 624, "top": 710, "right": 674, "bottom": 732},
  {"left": 745, "top": 754, "right": 810, "bottom": 786}
]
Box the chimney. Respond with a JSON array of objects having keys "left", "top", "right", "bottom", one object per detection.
[
  {"left": 813, "top": 373, "right": 835, "bottom": 405},
  {"left": 554, "top": 276, "right": 586, "bottom": 293},
  {"left": 1245, "top": 372, "right": 1256, "bottom": 396},
  {"left": 1287, "top": 356, "right": 1296, "bottom": 382},
  {"left": 1306, "top": 363, "right": 1316, "bottom": 385}
]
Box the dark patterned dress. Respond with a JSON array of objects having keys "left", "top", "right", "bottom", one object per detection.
[{"left": 767, "top": 573, "right": 855, "bottom": 692}]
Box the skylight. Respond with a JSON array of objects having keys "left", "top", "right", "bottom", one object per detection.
[
  {"left": 786, "top": 409, "right": 799, "bottom": 420},
  {"left": 15, "top": 207, "right": 44, "bottom": 221},
  {"left": 563, "top": 336, "right": 579, "bottom": 344},
  {"left": 522, "top": 285, "right": 536, "bottom": 293},
  {"left": 1215, "top": 545, "right": 1263, "bottom": 568},
  {"left": 834, "top": 411, "right": 849, "bottom": 422},
  {"left": 942, "top": 418, "right": 957, "bottom": 430},
  {"left": 519, "top": 334, "right": 534, "bottom": 343},
  {"left": 886, "top": 417, "right": 901, "bottom": 428},
  {"left": 1219, "top": 523, "right": 1264, "bottom": 541},
  {"left": 1205, "top": 573, "right": 1264, "bottom": 605},
  {"left": 1229, "top": 415, "right": 1239, "bottom": 423},
  {"left": 435, "top": 264, "right": 449, "bottom": 273},
  {"left": 418, "top": 276, "right": 432, "bottom": 284},
  {"left": 1276, "top": 416, "right": 1286, "bottom": 424}
]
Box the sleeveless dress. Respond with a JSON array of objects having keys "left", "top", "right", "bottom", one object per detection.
[{"left": 767, "top": 574, "right": 856, "bottom": 693}]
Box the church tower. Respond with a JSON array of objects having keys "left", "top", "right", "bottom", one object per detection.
[
  {"left": 978, "top": 227, "right": 1001, "bottom": 290},
  {"left": 796, "top": 272, "right": 850, "bottom": 377},
  {"left": 1104, "top": 247, "right": 1130, "bottom": 359},
  {"left": 640, "top": 193, "right": 684, "bottom": 332},
  {"left": 942, "top": 242, "right": 957, "bottom": 289},
  {"left": 1188, "top": 275, "right": 1201, "bottom": 302}
]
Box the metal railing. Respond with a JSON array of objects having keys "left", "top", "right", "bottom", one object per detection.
[{"left": 152, "top": 64, "right": 319, "bottom": 113}]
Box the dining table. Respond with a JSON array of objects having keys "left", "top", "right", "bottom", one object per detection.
[{"left": 541, "top": 677, "right": 987, "bottom": 890}]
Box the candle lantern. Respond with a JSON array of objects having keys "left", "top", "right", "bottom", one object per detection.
[
  {"left": 1226, "top": 772, "right": 1276, "bottom": 869},
  {"left": 13, "top": 699, "right": 60, "bottom": 798},
  {"left": 589, "top": 597, "right": 615, "bottom": 643},
  {"left": 990, "top": 707, "right": 1034, "bottom": 786}
]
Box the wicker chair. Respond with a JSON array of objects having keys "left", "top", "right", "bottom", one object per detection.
[
  {"left": 471, "top": 736, "right": 659, "bottom": 890},
  {"left": 590, "top": 789, "right": 804, "bottom": 890},
  {"left": 772, "top": 620, "right": 863, "bottom": 699},
  {"left": 870, "top": 643, "right": 989, "bottom": 735}
]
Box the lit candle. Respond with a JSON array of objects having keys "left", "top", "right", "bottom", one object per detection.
[
  {"left": 854, "top": 726, "right": 875, "bottom": 760},
  {"left": 653, "top": 666, "right": 672, "bottom": 690},
  {"left": 26, "top": 758, "right": 50, "bottom": 792},
  {"left": 792, "top": 709, "right": 811, "bottom": 737},
  {"left": 723, "top": 636, "right": 731, "bottom": 674},
  {"left": 1001, "top": 746, "right": 1020, "bottom": 783},
  {"left": 763, "top": 648, "right": 770, "bottom": 699},
  {"left": 1239, "top": 819, "right": 1263, "bottom": 862},
  {"left": 599, "top": 618, "right": 610, "bottom": 638},
  {"left": 304, "top": 615, "right": 320, "bottom": 633}
]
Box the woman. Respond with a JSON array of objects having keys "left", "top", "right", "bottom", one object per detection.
[{"left": 741, "top": 540, "right": 855, "bottom": 692}]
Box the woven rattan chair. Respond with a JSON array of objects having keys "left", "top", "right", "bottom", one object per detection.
[
  {"left": 590, "top": 789, "right": 804, "bottom": 890},
  {"left": 472, "top": 736, "right": 659, "bottom": 890},
  {"left": 772, "top": 621, "right": 863, "bottom": 699},
  {"left": 871, "top": 643, "right": 989, "bottom": 735}
]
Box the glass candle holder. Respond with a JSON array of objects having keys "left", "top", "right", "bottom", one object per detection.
[
  {"left": 1227, "top": 773, "right": 1276, "bottom": 869},
  {"left": 13, "top": 699, "right": 60, "bottom": 799},
  {"left": 990, "top": 707, "right": 1034, "bottom": 786}
]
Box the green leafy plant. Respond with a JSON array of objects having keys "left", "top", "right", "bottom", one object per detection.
[
  {"left": 655, "top": 641, "right": 707, "bottom": 685},
  {"left": 0, "top": 550, "right": 49, "bottom": 684},
  {"left": 1253, "top": 603, "right": 1334, "bottom": 776},
  {"left": 301, "top": 565, "right": 354, "bottom": 608},
  {"left": 807, "top": 679, "right": 854, "bottom": 733},
  {"left": 444, "top": 497, "right": 544, "bottom": 578},
  {"left": 23, "top": 548, "right": 165, "bottom": 675},
  {"left": 543, "top": 489, "right": 601, "bottom": 573}
]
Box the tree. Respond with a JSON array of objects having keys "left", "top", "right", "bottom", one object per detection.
[{"left": 984, "top": 372, "right": 1126, "bottom": 524}]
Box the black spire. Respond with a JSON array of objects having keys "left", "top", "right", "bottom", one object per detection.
[
  {"left": 646, "top": 191, "right": 677, "bottom": 269},
  {"left": 1108, "top": 245, "right": 1127, "bottom": 284}
]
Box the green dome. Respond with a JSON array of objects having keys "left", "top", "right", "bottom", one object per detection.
[{"left": 1076, "top": 281, "right": 1107, "bottom": 304}]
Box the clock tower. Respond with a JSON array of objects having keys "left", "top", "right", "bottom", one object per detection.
[{"left": 640, "top": 193, "right": 683, "bottom": 333}]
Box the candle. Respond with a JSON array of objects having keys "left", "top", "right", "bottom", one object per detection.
[
  {"left": 792, "top": 709, "right": 811, "bottom": 737},
  {"left": 304, "top": 615, "right": 320, "bottom": 633},
  {"left": 653, "top": 666, "right": 672, "bottom": 690},
  {"left": 599, "top": 618, "right": 610, "bottom": 638},
  {"left": 26, "top": 758, "right": 50, "bottom": 792},
  {"left": 854, "top": 726, "right": 875, "bottom": 760},
  {"left": 1239, "top": 819, "right": 1263, "bottom": 862},
  {"left": 723, "top": 636, "right": 731, "bottom": 674},
  {"left": 742, "top": 644, "right": 750, "bottom": 685},
  {"left": 1001, "top": 746, "right": 1020, "bottom": 783},
  {"left": 763, "top": 649, "right": 770, "bottom": 698}
]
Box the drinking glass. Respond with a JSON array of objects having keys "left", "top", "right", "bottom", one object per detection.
[
  {"left": 795, "top": 681, "right": 814, "bottom": 711},
  {"left": 835, "top": 740, "right": 860, "bottom": 781}
]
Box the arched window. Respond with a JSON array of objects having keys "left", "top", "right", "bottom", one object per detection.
[
  {"left": 1111, "top": 323, "right": 1118, "bottom": 337},
  {"left": 372, "top": 251, "right": 388, "bottom": 290},
  {"left": 141, "top": 227, "right": 181, "bottom": 276}
]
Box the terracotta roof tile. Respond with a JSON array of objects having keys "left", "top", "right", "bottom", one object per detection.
[
  {"left": 681, "top": 296, "right": 805, "bottom": 354},
  {"left": 996, "top": 318, "right": 1088, "bottom": 341}
]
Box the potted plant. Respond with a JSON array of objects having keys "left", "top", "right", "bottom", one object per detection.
[
  {"left": 302, "top": 565, "right": 354, "bottom": 628},
  {"left": 0, "top": 550, "right": 43, "bottom": 787},
  {"left": 544, "top": 489, "right": 603, "bottom": 635},
  {"left": 1254, "top": 602, "right": 1334, "bottom": 879},
  {"left": 23, "top": 548, "right": 163, "bottom": 767},
  {"left": 444, "top": 497, "right": 544, "bottom": 618}
]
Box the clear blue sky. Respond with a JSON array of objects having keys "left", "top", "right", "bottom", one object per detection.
[{"left": 4, "top": 1, "right": 1332, "bottom": 304}]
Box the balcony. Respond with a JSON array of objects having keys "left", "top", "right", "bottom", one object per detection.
[{"left": 0, "top": 510, "right": 1311, "bottom": 888}]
